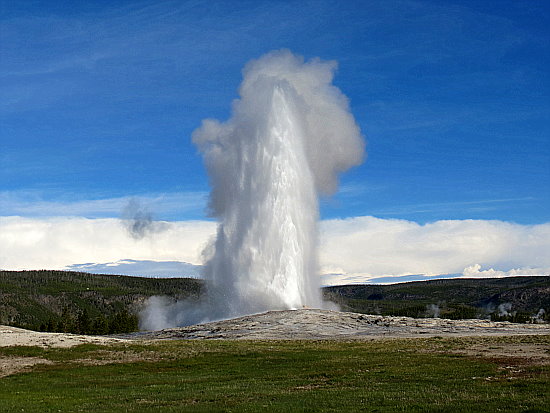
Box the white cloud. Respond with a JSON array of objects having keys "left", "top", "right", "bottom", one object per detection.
[
  {"left": 461, "top": 264, "right": 549, "bottom": 278},
  {"left": 66, "top": 259, "right": 202, "bottom": 278},
  {"left": 1, "top": 216, "right": 549, "bottom": 283},
  {"left": 0, "top": 216, "right": 215, "bottom": 270},
  {"left": 319, "top": 216, "right": 550, "bottom": 279}
]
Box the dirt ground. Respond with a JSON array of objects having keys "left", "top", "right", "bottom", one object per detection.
[
  {"left": 1, "top": 309, "right": 548, "bottom": 378},
  {"left": 133, "top": 308, "right": 549, "bottom": 340},
  {"left": 0, "top": 356, "right": 53, "bottom": 378},
  {"left": 0, "top": 325, "right": 129, "bottom": 348}
]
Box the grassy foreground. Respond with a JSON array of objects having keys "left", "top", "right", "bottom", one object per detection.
[{"left": 0, "top": 336, "right": 548, "bottom": 412}]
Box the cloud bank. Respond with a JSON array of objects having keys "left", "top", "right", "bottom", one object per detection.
[
  {"left": 1, "top": 216, "right": 548, "bottom": 283},
  {"left": 320, "top": 216, "right": 550, "bottom": 279},
  {"left": 0, "top": 216, "right": 214, "bottom": 271},
  {"left": 66, "top": 260, "right": 202, "bottom": 278}
]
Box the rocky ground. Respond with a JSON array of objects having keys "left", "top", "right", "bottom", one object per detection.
[
  {"left": 133, "top": 309, "right": 549, "bottom": 340},
  {"left": 2, "top": 309, "right": 548, "bottom": 347},
  {"left": 0, "top": 325, "right": 129, "bottom": 348},
  {"left": 1, "top": 309, "right": 548, "bottom": 378},
  {"left": 0, "top": 326, "right": 129, "bottom": 377}
]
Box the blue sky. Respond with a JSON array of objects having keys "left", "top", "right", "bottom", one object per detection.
[{"left": 1, "top": 0, "right": 549, "bottom": 225}]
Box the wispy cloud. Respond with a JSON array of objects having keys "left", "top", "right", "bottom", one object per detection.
[
  {"left": 3, "top": 0, "right": 536, "bottom": 113},
  {"left": 0, "top": 190, "right": 207, "bottom": 219},
  {"left": 1, "top": 0, "right": 548, "bottom": 233},
  {"left": 371, "top": 197, "right": 538, "bottom": 217},
  {"left": 321, "top": 272, "right": 465, "bottom": 287},
  {"left": 66, "top": 259, "right": 202, "bottom": 278}
]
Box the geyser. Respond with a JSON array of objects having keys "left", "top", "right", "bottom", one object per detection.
[
  {"left": 139, "top": 50, "right": 364, "bottom": 329},
  {"left": 192, "top": 49, "right": 364, "bottom": 320}
]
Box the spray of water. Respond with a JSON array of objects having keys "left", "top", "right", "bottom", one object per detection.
[{"left": 140, "top": 49, "right": 364, "bottom": 329}]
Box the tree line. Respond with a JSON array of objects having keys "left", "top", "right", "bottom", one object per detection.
[{"left": 38, "top": 307, "right": 139, "bottom": 335}]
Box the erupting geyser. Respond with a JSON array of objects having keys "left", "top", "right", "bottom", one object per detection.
[
  {"left": 139, "top": 50, "right": 364, "bottom": 329},
  {"left": 192, "top": 50, "right": 365, "bottom": 320}
]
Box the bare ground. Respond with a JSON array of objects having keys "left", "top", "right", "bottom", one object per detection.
[
  {"left": 133, "top": 309, "right": 549, "bottom": 340},
  {"left": 0, "top": 325, "right": 129, "bottom": 348},
  {"left": 0, "top": 356, "right": 53, "bottom": 378},
  {"left": 1, "top": 309, "right": 548, "bottom": 378}
]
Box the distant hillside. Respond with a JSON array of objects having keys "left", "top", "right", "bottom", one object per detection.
[
  {"left": 323, "top": 276, "right": 550, "bottom": 322},
  {"left": 1, "top": 272, "right": 548, "bottom": 333},
  {"left": 0, "top": 270, "right": 203, "bottom": 332}
]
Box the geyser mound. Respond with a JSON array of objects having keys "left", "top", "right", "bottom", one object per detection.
[{"left": 140, "top": 50, "right": 364, "bottom": 329}]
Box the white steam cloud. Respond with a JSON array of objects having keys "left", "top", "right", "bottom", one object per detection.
[
  {"left": 426, "top": 304, "right": 440, "bottom": 318},
  {"left": 121, "top": 198, "right": 168, "bottom": 239},
  {"left": 532, "top": 308, "right": 546, "bottom": 323},
  {"left": 189, "top": 49, "right": 364, "bottom": 321},
  {"left": 497, "top": 303, "right": 513, "bottom": 317}
]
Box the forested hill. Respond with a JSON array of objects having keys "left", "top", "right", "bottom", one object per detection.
[
  {"left": 323, "top": 276, "right": 550, "bottom": 322},
  {"left": 1, "top": 271, "right": 548, "bottom": 333},
  {"left": 0, "top": 270, "right": 203, "bottom": 332}
]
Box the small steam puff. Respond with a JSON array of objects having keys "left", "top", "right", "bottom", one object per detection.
[
  {"left": 122, "top": 198, "right": 167, "bottom": 239},
  {"left": 532, "top": 308, "right": 546, "bottom": 323},
  {"left": 425, "top": 304, "right": 440, "bottom": 318},
  {"left": 497, "top": 302, "right": 513, "bottom": 317},
  {"left": 139, "top": 296, "right": 208, "bottom": 330},
  {"left": 141, "top": 49, "right": 364, "bottom": 329}
]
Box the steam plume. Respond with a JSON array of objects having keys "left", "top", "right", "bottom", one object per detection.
[
  {"left": 532, "top": 308, "right": 546, "bottom": 323},
  {"left": 426, "top": 304, "right": 440, "bottom": 318},
  {"left": 122, "top": 198, "right": 166, "bottom": 239},
  {"left": 138, "top": 50, "right": 364, "bottom": 328},
  {"left": 191, "top": 50, "right": 364, "bottom": 320},
  {"left": 497, "top": 303, "right": 513, "bottom": 317}
]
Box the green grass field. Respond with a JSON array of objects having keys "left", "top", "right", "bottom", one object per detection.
[{"left": 1, "top": 336, "right": 548, "bottom": 412}]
